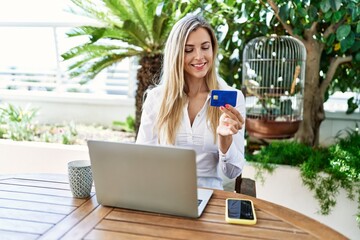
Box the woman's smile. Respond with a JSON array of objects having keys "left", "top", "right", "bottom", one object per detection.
[{"left": 192, "top": 62, "right": 207, "bottom": 70}]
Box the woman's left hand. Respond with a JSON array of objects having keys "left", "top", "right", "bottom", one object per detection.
[{"left": 217, "top": 104, "right": 244, "bottom": 136}]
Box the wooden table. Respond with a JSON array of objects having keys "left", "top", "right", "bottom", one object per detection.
[{"left": 0, "top": 174, "right": 347, "bottom": 240}]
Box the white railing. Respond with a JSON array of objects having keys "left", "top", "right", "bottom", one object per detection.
[
  {"left": 0, "top": 60, "right": 134, "bottom": 97},
  {"left": 0, "top": 4, "right": 137, "bottom": 99}
]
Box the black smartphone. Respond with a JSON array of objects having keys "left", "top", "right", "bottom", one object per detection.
[
  {"left": 210, "top": 90, "right": 237, "bottom": 107},
  {"left": 225, "top": 198, "right": 257, "bottom": 225}
]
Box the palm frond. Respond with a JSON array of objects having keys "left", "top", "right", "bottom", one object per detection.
[
  {"left": 98, "top": 27, "right": 133, "bottom": 42},
  {"left": 145, "top": 1, "right": 161, "bottom": 30},
  {"left": 63, "top": 0, "right": 193, "bottom": 82},
  {"left": 104, "top": 0, "right": 134, "bottom": 21},
  {"left": 69, "top": 0, "right": 121, "bottom": 27},
  {"left": 63, "top": 44, "right": 141, "bottom": 61},
  {"left": 152, "top": 12, "right": 167, "bottom": 44},
  {"left": 79, "top": 55, "right": 123, "bottom": 80},
  {"left": 65, "top": 26, "right": 100, "bottom": 37},
  {"left": 65, "top": 25, "right": 144, "bottom": 50},
  {"left": 120, "top": 0, "right": 153, "bottom": 42},
  {"left": 68, "top": 51, "right": 140, "bottom": 81},
  {"left": 121, "top": 20, "right": 155, "bottom": 51},
  {"left": 105, "top": 0, "right": 150, "bottom": 35},
  {"left": 62, "top": 44, "right": 114, "bottom": 60},
  {"left": 105, "top": 0, "right": 156, "bottom": 44},
  {"left": 156, "top": 1, "right": 192, "bottom": 45}
]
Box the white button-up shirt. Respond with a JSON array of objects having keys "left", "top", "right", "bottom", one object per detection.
[{"left": 136, "top": 82, "right": 246, "bottom": 190}]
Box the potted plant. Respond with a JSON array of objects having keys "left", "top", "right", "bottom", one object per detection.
[{"left": 246, "top": 127, "right": 360, "bottom": 229}]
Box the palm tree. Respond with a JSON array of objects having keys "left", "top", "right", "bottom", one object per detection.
[{"left": 62, "top": 0, "right": 192, "bottom": 136}]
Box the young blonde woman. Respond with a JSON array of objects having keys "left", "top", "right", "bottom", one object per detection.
[{"left": 136, "top": 14, "right": 245, "bottom": 190}]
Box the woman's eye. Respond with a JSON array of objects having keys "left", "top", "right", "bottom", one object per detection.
[
  {"left": 185, "top": 49, "right": 193, "bottom": 53},
  {"left": 202, "top": 46, "right": 210, "bottom": 50}
]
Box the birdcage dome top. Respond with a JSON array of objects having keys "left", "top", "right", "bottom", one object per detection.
[{"left": 243, "top": 35, "right": 306, "bottom": 62}]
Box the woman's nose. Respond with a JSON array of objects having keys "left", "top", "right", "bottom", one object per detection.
[{"left": 194, "top": 48, "right": 204, "bottom": 60}]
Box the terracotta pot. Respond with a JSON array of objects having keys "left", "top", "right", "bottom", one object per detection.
[{"left": 246, "top": 117, "right": 301, "bottom": 139}]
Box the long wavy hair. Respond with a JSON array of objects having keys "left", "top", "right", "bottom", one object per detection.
[{"left": 156, "top": 15, "right": 220, "bottom": 144}]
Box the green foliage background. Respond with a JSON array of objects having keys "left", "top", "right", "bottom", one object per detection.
[
  {"left": 191, "top": 0, "right": 360, "bottom": 113},
  {"left": 246, "top": 128, "right": 360, "bottom": 225}
]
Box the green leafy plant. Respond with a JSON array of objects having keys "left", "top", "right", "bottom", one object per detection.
[
  {"left": 0, "top": 104, "right": 39, "bottom": 141},
  {"left": 112, "top": 115, "right": 135, "bottom": 133},
  {"left": 246, "top": 128, "right": 360, "bottom": 226},
  {"left": 246, "top": 140, "right": 313, "bottom": 166},
  {"left": 194, "top": 0, "right": 360, "bottom": 146},
  {"left": 44, "top": 122, "right": 79, "bottom": 145},
  {"left": 62, "top": 121, "right": 78, "bottom": 145},
  {"left": 0, "top": 103, "right": 135, "bottom": 145},
  {"left": 301, "top": 127, "right": 360, "bottom": 222},
  {"left": 0, "top": 104, "right": 80, "bottom": 144},
  {"left": 246, "top": 140, "right": 314, "bottom": 183}
]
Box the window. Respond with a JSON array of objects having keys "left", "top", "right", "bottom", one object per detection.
[{"left": 0, "top": 0, "right": 135, "bottom": 98}]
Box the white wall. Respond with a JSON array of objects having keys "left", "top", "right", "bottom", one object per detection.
[
  {"left": 320, "top": 111, "right": 360, "bottom": 145},
  {"left": 1, "top": 140, "right": 89, "bottom": 175},
  {"left": 321, "top": 91, "right": 360, "bottom": 145}
]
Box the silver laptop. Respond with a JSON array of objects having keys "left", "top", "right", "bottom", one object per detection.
[{"left": 87, "top": 140, "right": 213, "bottom": 218}]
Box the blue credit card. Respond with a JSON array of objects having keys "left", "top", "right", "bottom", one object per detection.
[{"left": 210, "top": 90, "right": 237, "bottom": 107}]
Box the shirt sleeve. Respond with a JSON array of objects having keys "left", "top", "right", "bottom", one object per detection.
[
  {"left": 218, "top": 89, "right": 246, "bottom": 179},
  {"left": 136, "top": 88, "right": 159, "bottom": 144}
]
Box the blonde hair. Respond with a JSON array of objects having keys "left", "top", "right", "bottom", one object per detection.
[{"left": 156, "top": 15, "right": 220, "bottom": 144}]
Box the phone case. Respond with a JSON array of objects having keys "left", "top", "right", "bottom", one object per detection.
[
  {"left": 225, "top": 198, "right": 257, "bottom": 225},
  {"left": 210, "top": 90, "right": 237, "bottom": 107}
]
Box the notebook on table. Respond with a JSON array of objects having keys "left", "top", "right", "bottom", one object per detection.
[{"left": 87, "top": 140, "right": 213, "bottom": 218}]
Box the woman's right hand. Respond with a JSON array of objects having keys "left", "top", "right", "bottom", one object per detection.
[{"left": 217, "top": 104, "right": 244, "bottom": 137}]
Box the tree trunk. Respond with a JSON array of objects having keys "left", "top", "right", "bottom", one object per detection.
[
  {"left": 294, "top": 40, "right": 325, "bottom": 146},
  {"left": 135, "top": 54, "right": 162, "bottom": 139}
]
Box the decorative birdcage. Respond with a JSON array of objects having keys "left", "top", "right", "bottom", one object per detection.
[{"left": 242, "top": 35, "right": 306, "bottom": 139}]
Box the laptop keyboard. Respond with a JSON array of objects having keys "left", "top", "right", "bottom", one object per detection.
[{"left": 197, "top": 199, "right": 203, "bottom": 206}]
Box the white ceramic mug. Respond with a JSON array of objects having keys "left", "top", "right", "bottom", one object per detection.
[{"left": 68, "top": 160, "right": 93, "bottom": 198}]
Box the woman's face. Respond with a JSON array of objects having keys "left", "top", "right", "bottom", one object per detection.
[{"left": 183, "top": 27, "right": 213, "bottom": 82}]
